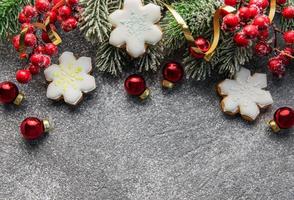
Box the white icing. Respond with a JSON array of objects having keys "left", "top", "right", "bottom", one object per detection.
[
  {"left": 44, "top": 52, "right": 96, "bottom": 105},
  {"left": 218, "top": 67, "right": 274, "bottom": 120},
  {"left": 109, "top": 0, "right": 162, "bottom": 58}
]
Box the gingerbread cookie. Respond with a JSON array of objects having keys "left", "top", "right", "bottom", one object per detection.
[
  {"left": 217, "top": 67, "right": 274, "bottom": 121},
  {"left": 44, "top": 52, "right": 96, "bottom": 105},
  {"left": 108, "top": 0, "right": 162, "bottom": 58}
]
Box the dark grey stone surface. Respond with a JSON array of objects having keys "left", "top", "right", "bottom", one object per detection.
[{"left": 0, "top": 30, "right": 294, "bottom": 200}]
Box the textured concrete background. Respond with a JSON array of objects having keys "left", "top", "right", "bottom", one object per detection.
[{"left": 0, "top": 30, "right": 294, "bottom": 200}]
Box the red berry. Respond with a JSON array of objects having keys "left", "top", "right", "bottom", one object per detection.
[
  {"left": 35, "top": 0, "right": 51, "bottom": 13},
  {"left": 268, "top": 57, "right": 285, "bottom": 78},
  {"left": 253, "top": 15, "right": 270, "bottom": 30},
  {"left": 283, "top": 30, "right": 294, "bottom": 44},
  {"left": 234, "top": 32, "right": 250, "bottom": 47},
  {"left": 12, "top": 35, "right": 20, "bottom": 51},
  {"left": 30, "top": 54, "right": 44, "bottom": 67},
  {"left": 258, "top": 28, "right": 270, "bottom": 40},
  {"left": 243, "top": 25, "right": 259, "bottom": 39},
  {"left": 189, "top": 37, "right": 210, "bottom": 59},
  {"left": 248, "top": 6, "right": 260, "bottom": 18},
  {"left": 249, "top": 0, "right": 269, "bottom": 9},
  {"left": 22, "top": 5, "right": 37, "bottom": 18},
  {"left": 20, "top": 117, "right": 45, "bottom": 140},
  {"left": 282, "top": 7, "right": 294, "bottom": 19},
  {"left": 53, "top": 0, "right": 63, "bottom": 5},
  {"left": 34, "top": 45, "right": 45, "bottom": 54},
  {"left": 255, "top": 42, "right": 272, "bottom": 56},
  {"left": 21, "top": 23, "right": 35, "bottom": 33},
  {"left": 41, "top": 31, "right": 51, "bottom": 43},
  {"left": 58, "top": 5, "right": 72, "bottom": 19},
  {"left": 224, "top": 0, "right": 237, "bottom": 6},
  {"left": 16, "top": 69, "right": 32, "bottom": 84},
  {"left": 18, "top": 12, "right": 30, "bottom": 23},
  {"left": 124, "top": 75, "right": 147, "bottom": 96},
  {"left": 61, "top": 17, "right": 78, "bottom": 32},
  {"left": 238, "top": 7, "right": 251, "bottom": 20},
  {"left": 44, "top": 11, "right": 58, "bottom": 23},
  {"left": 223, "top": 14, "right": 240, "bottom": 28},
  {"left": 41, "top": 55, "right": 51, "bottom": 68},
  {"left": 66, "top": 0, "right": 79, "bottom": 6},
  {"left": 277, "top": 0, "right": 287, "bottom": 5},
  {"left": 44, "top": 43, "right": 58, "bottom": 56},
  {"left": 28, "top": 64, "right": 40, "bottom": 75},
  {"left": 0, "top": 81, "right": 19, "bottom": 104},
  {"left": 24, "top": 33, "right": 37, "bottom": 47}
]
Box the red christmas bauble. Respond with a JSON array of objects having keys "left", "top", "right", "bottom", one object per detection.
[
  {"left": 34, "top": 45, "right": 46, "bottom": 54},
  {"left": 28, "top": 64, "right": 40, "bottom": 75},
  {"left": 45, "top": 10, "right": 58, "bottom": 23},
  {"left": 0, "top": 81, "right": 19, "bottom": 104},
  {"left": 16, "top": 69, "right": 32, "bottom": 84},
  {"left": 248, "top": 6, "right": 260, "bottom": 18},
  {"left": 189, "top": 37, "right": 210, "bottom": 59},
  {"left": 20, "top": 117, "right": 45, "bottom": 140},
  {"left": 243, "top": 25, "right": 259, "bottom": 39},
  {"left": 274, "top": 107, "right": 294, "bottom": 129},
  {"left": 282, "top": 6, "right": 294, "bottom": 19},
  {"left": 163, "top": 62, "right": 184, "bottom": 83},
  {"left": 18, "top": 12, "right": 31, "bottom": 24},
  {"left": 283, "top": 30, "right": 294, "bottom": 44},
  {"left": 124, "top": 75, "right": 147, "bottom": 96},
  {"left": 41, "top": 55, "right": 51, "bottom": 68},
  {"left": 35, "top": 0, "right": 51, "bottom": 13},
  {"left": 30, "top": 54, "right": 44, "bottom": 67},
  {"left": 234, "top": 32, "right": 250, "bottom": 47}
]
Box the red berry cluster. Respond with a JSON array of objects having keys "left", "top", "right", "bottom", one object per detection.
[
  {"left": 222, "top": 0, "right": 294, "bottom": 78},
  {"left": 12, "top": 0, "right": 79, "bottom": 84}
]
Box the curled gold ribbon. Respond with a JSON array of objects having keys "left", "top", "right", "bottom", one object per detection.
[
  {"left": 269, "top": 0, "right": 276, "bottom": 23},
  {"left": 164, "top": 3, "right": 236, "bottom": 61}
]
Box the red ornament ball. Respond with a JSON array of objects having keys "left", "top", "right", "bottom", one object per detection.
[
  {"left": 234, "top": 32, "right": 250, "bottom": 47},
  {"left": 58, "top": 5, "right": 72, "bottom": 20},
  {"left": 34, "top": 45, "right": 46, "bottom": 54},
  {"left": 16, "top": 69, "right": 32, "bottom": 84},
  {"left": 248, "top": 6, "right": 260, "bottom": 18},
  {"left": 238, "top": 7, "right": 251, "bottom": 20},
  {"left": 20, "top": 117, "right": 45, "bottom": 140},
  {"left": 44, "top": 43, "right": 58, "bottom": 56},
  {"left": 28, "top": 64, "right": 40, "bottom": 75},
  {"left": 163, "top": 62, "right": 184, "bottom": 83},
  {"left": 35, "top": 0, "right": 51, "bottom": 13},
  {"left": 0, "top": 81, "right": 19, "bottom": 104},
  {"left": 274, "top": 107, "right": 294, "bottom": 129},
  {"left": 283, "top": 30, "right": 294, "bottom": 44},
  {"left": 124, "top": 75, "right": 147, "bottom": 96},
  {"left": 253, "top": 15, "right": 270, "bottom": 30},
  {"left": 189, "top": 37, "right": 210, "bottom": 59},
  {"left": 18, "top": 12, "right": 30, "bottom": 24},
  {"left": 30, "top": 54, "right": 44, "bottom": 67},
  {"left": 45, "top": 10, "right": 58, "bottom": 23},
  {"left": 249, "top": 0, "right": 269, "bottom": 9},
  {"left": 282, "top": 6, "right": 294, "bottom": 19}
]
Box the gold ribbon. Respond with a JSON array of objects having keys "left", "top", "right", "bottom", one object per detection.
[
  {"left": 269, "top": 0, "right": 276, "bottom": 23},
  {"left": 164, "top": 2, "right": 236, "bottom": 61}
]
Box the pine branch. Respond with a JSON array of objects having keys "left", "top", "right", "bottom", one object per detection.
[{"left": 0, "top": 0, "right": 33, "bottom": 41}]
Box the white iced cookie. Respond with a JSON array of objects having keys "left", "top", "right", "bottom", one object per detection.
[
  {"left": 217, "top": 67, "right": 274, "bottom": 121},
  {"left": 109, "top": 0, "right": 162, "bottom": 58},
  {"left": 44, "top": 52, "right": 96, "bottom": 105}
]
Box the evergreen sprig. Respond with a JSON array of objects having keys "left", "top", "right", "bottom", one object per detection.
[{"left": 0, "top": 0, "right": 33, "bottom": 41}]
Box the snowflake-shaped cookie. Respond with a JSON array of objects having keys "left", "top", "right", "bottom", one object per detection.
[
  {"left": 217, "top": 67, "right": 274, "bottom": 121},
  {"left": 44, "top": 52, "right": 96, "bottom": 105},
  {"left": 109, "top": 0, "right": 162, "bottom": 58}
]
